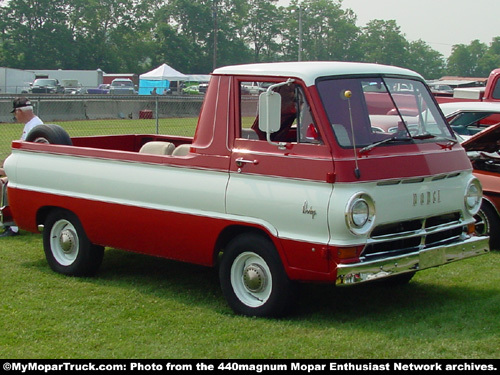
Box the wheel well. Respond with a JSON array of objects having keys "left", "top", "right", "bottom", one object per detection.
[
  {"left": 36, "top": 206, "right": 67, "bottom": 229},
  {"left": 213, "top": 225, "right": 275, "bottom": 266},
  {"left": 482, "top": 196, "right": 500, "bottom": 217}
]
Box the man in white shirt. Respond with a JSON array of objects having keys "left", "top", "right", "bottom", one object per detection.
[
  {"left": 12, "top": 97, "right": 44, "bottom": 140},
  {"left": 0, "top": 97, "right": 44, "bottom": 237}
]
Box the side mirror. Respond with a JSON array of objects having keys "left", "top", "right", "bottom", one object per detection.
[{"left": 258, "top": 90, "right": 281, "bottom": 134}]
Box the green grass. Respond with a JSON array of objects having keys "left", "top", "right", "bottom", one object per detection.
[{"left": 1, "top": 231, "right": 499, "bottom": 359}]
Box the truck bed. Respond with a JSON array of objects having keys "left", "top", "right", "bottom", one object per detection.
[{"left": 70, "top": 134, "right": 193, "bottom": 153}]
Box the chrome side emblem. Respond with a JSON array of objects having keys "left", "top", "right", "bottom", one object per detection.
[
  {"left": 413, "top": 190, "right": 441, "bottom": 206},
  {"left": 303, "top": 201, "right": 317, "bottom": 219}
]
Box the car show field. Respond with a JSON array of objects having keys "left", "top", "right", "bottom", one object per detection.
[{"left": 1, "top": 232, "right": 498, "bottom": 358}]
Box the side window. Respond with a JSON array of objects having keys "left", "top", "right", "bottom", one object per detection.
[
  {"left": 238, "top": 81, "right": 322, "bottom": 144},
  {"left": 296, "top": 87, "right": 322, "bottom": 144}
]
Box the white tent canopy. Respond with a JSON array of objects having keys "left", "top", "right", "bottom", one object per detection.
[{"left": 139, "top": 63, "right": 188, "bottom": 81}]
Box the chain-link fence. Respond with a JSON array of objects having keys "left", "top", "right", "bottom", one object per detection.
[{"left": 0, "top": 94, "right": 204, "bottom": 162}]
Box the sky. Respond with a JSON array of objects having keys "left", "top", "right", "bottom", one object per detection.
[{"left": 279, "top": 0, "right": 500, "bottom": 58}]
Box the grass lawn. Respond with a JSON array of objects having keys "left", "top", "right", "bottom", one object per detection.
[
  {"left": 0, "top": 231, "right": 499, "bottom": 359},
  {"left": 1, "top": 118, "right": 499, "bottom": 359}
]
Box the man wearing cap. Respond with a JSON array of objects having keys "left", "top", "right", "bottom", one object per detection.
[
  {"left": 0, "top": 97, "right": 44, "bottom": 237},
  {"left": 11, "top": 97, "right": 44, "bottom": 140}
]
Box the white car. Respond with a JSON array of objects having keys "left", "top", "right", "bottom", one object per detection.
[
  {"left": 109, "top": 78, "right": 136, "bottom": 95},
  {"left": 439, "top": 101, "right": 500, "bottom": 136}
]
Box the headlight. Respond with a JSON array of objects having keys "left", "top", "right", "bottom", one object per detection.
[
  {"left": 345, "top": 193, "right": 376, "bottom": 235},
  {"left": 464, "top": 178, "right": 482, "bottom": 215}
]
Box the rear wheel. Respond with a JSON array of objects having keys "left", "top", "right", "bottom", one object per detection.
[
  {"left": 43, "top": 209, "right": 103, "bottom": 276},
  {"left": 219, "top": 233, "right": 294, "bottom": 317}
]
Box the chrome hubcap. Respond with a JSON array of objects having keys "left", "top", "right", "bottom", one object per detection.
[
  {"left": 230, "top": 251, "right": 273, "bottom": 308},
  {"left": 243, "top": 263, "right": 267, "bottom": 293},
  {"left": 50, "top": 219, "right": 79, "bottom": 266},
  {"left": 59, "top": 229, "right": 77, "bottom": 254}
]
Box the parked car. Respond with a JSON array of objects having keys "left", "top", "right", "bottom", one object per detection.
[
  {"left": 428, "top": 82, "right": 453, "bottom": 96},
  {"left": 109, "top": 78, "right": 136, "bottom": 95},
  {"left": 440, "top": 101, "right": 500, "bottom": 135},
  {"left": 61, "top": 79, "right": 83, "bottom": 95},
  {"left": 86, "top": 84, "right": 110, "bottom": 95},
  {"left": 462, "top": 123, "right": 500, "bottom": 250},
  {"left": 241, "top": 81, "right": 266, "bottom": 95},
  {"left": 182, "top": 85, "right": 202, "bottom": 95},
  {"left": 30, "top": 78, "right": 63, "bottom": 94},
  {"left": 439, "top": 101, "right": 500, "bottom": 250},
  {"left": 198, "top": 82, "right": 209, "bottom": 93}
]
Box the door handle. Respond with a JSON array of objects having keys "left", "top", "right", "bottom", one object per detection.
[{"left": 235, "top": 158, "right": 259, "bottom": 167}]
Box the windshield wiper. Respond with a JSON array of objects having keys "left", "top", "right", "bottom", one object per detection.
[
  {"left": 359, "top": 136, "right": 412, "bottom": 154},
  {"left": 411, "top": 132, "right": 435, "bottom": 140},
  {"left": 412, "top": 132, "right": 459, "bottom": 146}
]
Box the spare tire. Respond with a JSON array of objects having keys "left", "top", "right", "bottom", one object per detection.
[{"left": 26, "top": 124, "right": 72, "bottom": 145}]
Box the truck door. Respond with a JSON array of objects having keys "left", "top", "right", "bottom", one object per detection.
[{"left": 226, "top": 80, "right": 334, "bottom": 274}]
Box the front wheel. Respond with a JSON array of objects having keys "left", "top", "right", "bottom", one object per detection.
[
  {"left": 474, "top": 202, "right": 500, "bottom": 250},
  {"left": 43, "top": 209, "right": 104, "bottom": 276},
  {"left": 219, "top": 234, "right": 293, "bottom": 317}
]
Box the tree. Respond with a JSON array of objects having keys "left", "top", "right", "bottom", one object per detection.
[
  {"left": 241, "top": 0, "right": 281, "bottom": 62},
  {"left": 358, "top": 19, "right": 409, "bottom": 67},
  {"left": 281, "top": 0, "right": 361, "bottom": 62},
  {"left": 447, "top": 40, "right": 489, "bottom": 77},
  {"left": 165, "top": 0, "right": 252, "bottom": 72},
  {"left": 406, "top": 40, "right": 445, "bottom": 79},
  {"left": 0, "top": 0, "right": 497, "bottom": 77},
  {"left": 477, "top": 37, "right": 500, "bottom": 77},
  {"left": 1, "top": 0, "right": 75, "bottom": 69}
]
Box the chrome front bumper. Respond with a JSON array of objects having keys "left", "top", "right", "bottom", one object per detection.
[{"left": 335, "top": 236, "right": 489, "bottom": 285}]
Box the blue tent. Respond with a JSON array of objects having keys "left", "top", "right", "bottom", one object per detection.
[{"left": 138, "top": 79, "right": 170, "bottom": 95}]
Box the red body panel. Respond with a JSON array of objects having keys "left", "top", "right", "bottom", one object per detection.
[{"left": 8, "top": 186, "right": 338, "bottom": 281}]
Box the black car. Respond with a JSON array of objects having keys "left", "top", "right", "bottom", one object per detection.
[{"left": 30, "top": 78, "right": 63, "bottom": 94}]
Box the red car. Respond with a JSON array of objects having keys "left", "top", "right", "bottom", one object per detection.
[{"left": 462, "top": 123, "right": 500, "bottom": 250}]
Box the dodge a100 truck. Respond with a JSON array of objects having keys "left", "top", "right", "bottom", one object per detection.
[{"left": 3, "top": 62, "right": 489, "bottom": 317}]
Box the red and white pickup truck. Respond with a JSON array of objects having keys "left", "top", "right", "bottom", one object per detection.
[{"left": 3, "top": 62, "right": 489, "bottom": 317}]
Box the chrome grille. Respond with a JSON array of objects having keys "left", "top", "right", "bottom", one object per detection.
[{"left": 363, "top": 212, "right": 465, "bottom": 260}]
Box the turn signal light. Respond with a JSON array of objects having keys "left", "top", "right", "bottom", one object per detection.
[
  {"left": 467, "top": 223, "right": 476, "bottom": 235},
  {"left": 336, "top": 246, "right": 363, "bottom": 260}
]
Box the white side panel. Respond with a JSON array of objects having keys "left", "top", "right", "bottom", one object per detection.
[
  {"left": 7, "top": 150, "right": 228, "bottom": 218},
  {"left": 226, "top": 174, "right": 333, "bottom": 244}
]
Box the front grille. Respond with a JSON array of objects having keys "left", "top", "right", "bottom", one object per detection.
[{"left": 362, "top": 212, "right": 464, "bottom": 260}]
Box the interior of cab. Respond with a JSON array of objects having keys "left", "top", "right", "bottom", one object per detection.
[{"left": 240, "top": 80, "right": 322, "bottom": 145}]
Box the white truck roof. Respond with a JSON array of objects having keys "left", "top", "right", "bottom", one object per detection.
[{"left": 213, "top": 61, "right": 422, "bottom": 86}]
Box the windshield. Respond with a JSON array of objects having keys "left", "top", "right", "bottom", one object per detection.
[{"left": 317, "top": 77, "right": 454, "bottom": 148}]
